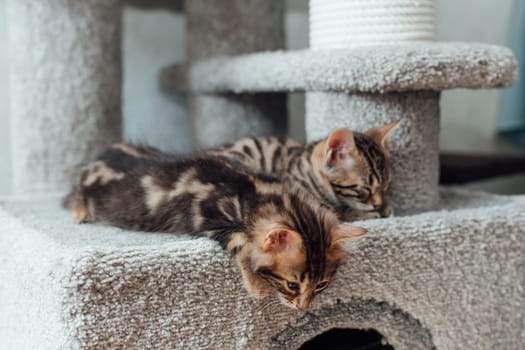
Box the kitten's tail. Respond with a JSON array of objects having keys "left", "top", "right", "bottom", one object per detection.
[
  {"left": 62, "top": 184, "right": 91, "bottom": 223},
  {"left": 61, "top": 189, "right": 76, "bottom": 210},
  {"left": 62, "top": 161, "right": 91, "bottom": 223}
]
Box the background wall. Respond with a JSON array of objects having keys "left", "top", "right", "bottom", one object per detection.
[
  {"left": 123, "top": 7, "right": 191, "bottom": 153},
  {"left": 435, "top": 0, "right": 520, "bottom": 154}
]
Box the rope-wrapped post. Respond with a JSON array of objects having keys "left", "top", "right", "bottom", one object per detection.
[
  {"left": 5, "top": 0, "right": 122, "bottom": 196},
  {"left": 309, "top": 0, "right": 434, "bottom": 48},
  {"left": 306, "top": 0, "right": 438, "bottom": 213},
  {"left": 185, "top": 0, "right": 286, "bottom": 148}
]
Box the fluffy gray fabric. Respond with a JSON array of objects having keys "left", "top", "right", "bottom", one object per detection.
[
  {"left": 1, "top": 188, "right": 523, "bottom": 349},
  {"left": 5, "top": 0, "right": 122, "bottom": 196},
  {"left": 160, "top": 43, "right": 518, "bottom": 93},
  {"left": 189, "top": 93, "right": 288, "bottom": 148},
  {"left": 185, "top": 0, "right": 286, "bottom": 147}
]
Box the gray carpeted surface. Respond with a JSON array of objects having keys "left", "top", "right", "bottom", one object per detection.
[
  {"left": 161, "top": 43, "right": 517, "bottom": 94},
  {"left": 1, "top": 187, "right": 523, "bottom": 349}
]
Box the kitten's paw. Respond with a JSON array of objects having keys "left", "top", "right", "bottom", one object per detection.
[
  {"left": 340, "top": 210, "right": 380, "bottom": 221},
  {"left": 380, "top": 204, "right": 394, "bottom": 218},
  {"left": 71, "top": 203, "right": 91, "bottom": 224}
]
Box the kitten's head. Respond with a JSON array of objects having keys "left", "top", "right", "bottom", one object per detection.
[
  {"left": 318, "top": 121, "right": 400, "bottom": 215},
  {"left": 241, "top": 190, "right": 367, "bottom": 310}
]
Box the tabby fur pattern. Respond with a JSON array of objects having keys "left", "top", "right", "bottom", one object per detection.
[
  {"left": 65, "top": 146, "right": 367, "bottom": 310},
  {"left": 124, "top": 122, "right": 400, "bottom": 221}
]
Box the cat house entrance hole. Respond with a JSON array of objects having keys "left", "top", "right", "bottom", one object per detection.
[{"left": 298, "top": 328, "right": 394, "bottom": 350}]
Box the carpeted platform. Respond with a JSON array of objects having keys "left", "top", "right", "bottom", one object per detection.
[
  {"left": 1, "top": 188, "right": 524, "bottom": 349},
  {"left": 161, "top": 43, "right": 517, "bottom": 94}
]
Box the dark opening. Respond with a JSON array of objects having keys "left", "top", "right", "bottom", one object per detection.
[{"left": 298, "top": 328, "right": 394, "bottom": 350}]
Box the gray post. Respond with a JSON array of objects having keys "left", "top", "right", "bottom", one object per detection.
[
  {"left": 306, "top": 0, "right": 439, "bottom": 213},
  {"left": 5, "top": 0, "right": 122, "bottom": 196},
  {"left": 185, "top": 0, "right": 286, "bottom": 147}
]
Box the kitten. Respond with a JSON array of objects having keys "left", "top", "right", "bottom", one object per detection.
[
  {"left": 121, "top": 121, "right": 400, "bottom": 221},
  {"left": 65, "top": 146, "right": 367, "bottom": 310}
]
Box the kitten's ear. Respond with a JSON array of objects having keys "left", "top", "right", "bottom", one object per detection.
[
  {"left": 331, "top": 224, "right": 368, "bottom": 245},
  {"left": 365, "top": 120, "right": 401, "bottom": 150},
  {"left": 324, "top": 128, "right": 356, "bottom": 169},
  {"left": 263, "top": 228, "right": 301, "bottom": 253}
]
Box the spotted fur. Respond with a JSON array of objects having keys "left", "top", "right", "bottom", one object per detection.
[{"left": 65, "top": 146, "right": 367, "bottom": 309}]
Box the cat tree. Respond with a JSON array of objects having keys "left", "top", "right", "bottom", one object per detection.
[{"left": 1, "top": 1, "right": 524, "bottom": 349}]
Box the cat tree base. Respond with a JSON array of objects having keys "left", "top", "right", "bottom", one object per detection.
[{"left": 2, "top": 188, "right": 524, "bottom": 349}]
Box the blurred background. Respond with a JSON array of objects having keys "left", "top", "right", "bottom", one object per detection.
[{"left": 0, "top": 0, "right": 524, "bottom": 195}]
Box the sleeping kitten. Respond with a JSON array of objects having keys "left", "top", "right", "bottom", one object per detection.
[
  {"left": 65, "top": 146, "right": 367, "bottom": 310},
  {"left": 212, "top": 122, "right": 400, "bottom": 221},
  {"left": 120, "top": 121, "right": 400, "bottom": 221}
]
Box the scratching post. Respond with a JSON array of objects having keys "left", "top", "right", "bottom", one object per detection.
[
  {"left": 4, "top": 0, "right": 122, "bottom": 196},
  {"left": 306, "top": 0, "right": 438, "bottom": 213},
  {"left": 309, "top": 0, "right": 434, "bottom": 48},
  {"left": 184, "top": 0, "right": 286, "bottom": 147}
]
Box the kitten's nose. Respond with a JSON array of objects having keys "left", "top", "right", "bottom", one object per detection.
[
  {"left": 368, "top": 199, "right": 382, "bottom": 209},
  {"left": 368, "top": 193, "right": 383, "bottom": 210},
  {"left": 294, "top": 296, "right": 312, "bottom": 311}
]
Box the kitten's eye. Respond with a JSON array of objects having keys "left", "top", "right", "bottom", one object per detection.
[
  {"left": 287, "top": 281, "right": 299, "bottom": 291},
  {"left": 360, "top": 188, "right": 372, "bottom": 200},
  {"left": 257, "top": 269, "right": 272, "bottom": 276},
  {"left": 316, "top": 281, "right": 328, "bottom": 290}
]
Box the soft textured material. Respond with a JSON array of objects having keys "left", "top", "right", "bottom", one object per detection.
[
  {"left": 309, "top": 0, "right": 434, "bottom": 48},
  {"left": 160, "top": 43, "right": 517, "bottom": 94},
  {"left": 5, "top": 0, "right": 122, "bottom": 196},
  {"left": 1, "top": 188, "right": 524, "bottom": 349},
  {"left": 185, "top": 0, "right": 286, "bottom": 148}
]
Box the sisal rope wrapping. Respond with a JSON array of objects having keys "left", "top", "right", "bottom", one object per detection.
[{"left": 309, "top": 0, "right": 434, "bottom": 48}]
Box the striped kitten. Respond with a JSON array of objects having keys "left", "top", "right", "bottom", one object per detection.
[
  {"left": 213, "top": 122, "right": 400, "bottom": 221},
  {"left": 126, "top": 122, "right": 400, "bottom": 221},
  {"left": 65, "top": 146, "right": 367, "bottom": 310}
]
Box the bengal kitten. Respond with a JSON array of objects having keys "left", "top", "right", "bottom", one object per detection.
[
  {"left": 65, "top": 146, "right": 367, "bottom": 310},
  {"left": 123, "top": 121, "right": 400, "bottom": 221}
]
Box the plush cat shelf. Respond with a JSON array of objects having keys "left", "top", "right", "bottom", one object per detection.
[{"left": 1, "top": 0, "right": 523, "bottom": 349}]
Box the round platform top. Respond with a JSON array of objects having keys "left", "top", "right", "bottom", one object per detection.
[{"left": 161, "top": 42, "right": 518, "bottom": 94}]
